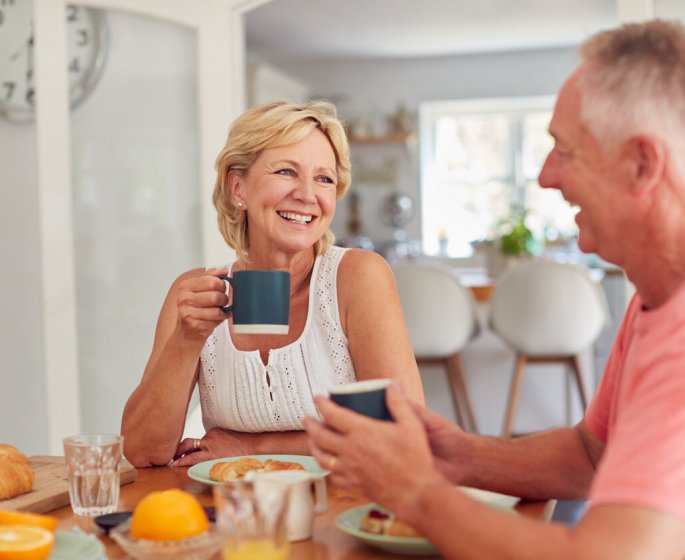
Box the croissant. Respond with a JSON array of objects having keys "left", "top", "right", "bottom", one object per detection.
[
  {"left": 262, "top": 459, "right": 305, "bottom": 472},
  {"left": 0, "top": 444, "right": 34, "bottom": 500},
  {"left": 209, "top": 458, "right": 264, "bottom": 482}
]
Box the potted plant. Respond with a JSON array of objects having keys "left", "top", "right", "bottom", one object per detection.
[
  {"left": 485, "top": 208, "right": 536, "bottom": 277},
  {"left": 497, "top": 209, "right": 535, "bottom": 257}
]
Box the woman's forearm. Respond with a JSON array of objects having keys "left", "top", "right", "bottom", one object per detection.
[{"left": 121, "top": 329, "right": 204, "bottom": 466}]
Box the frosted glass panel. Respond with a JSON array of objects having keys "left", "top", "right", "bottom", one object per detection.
[
  {"left": 70, "top": 10, "right": 200, "bottom": 434},
  {"left": 0, "top": 120, "right": 50, "bottom": 454}
]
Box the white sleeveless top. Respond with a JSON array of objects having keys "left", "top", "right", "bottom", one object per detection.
[{"left": 198, "top": 246, "right": 356, "bottom": 432}]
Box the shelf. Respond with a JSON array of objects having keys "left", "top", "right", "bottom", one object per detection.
[{"left": 348, "top": 132, "right": 415, "bottom": 145}]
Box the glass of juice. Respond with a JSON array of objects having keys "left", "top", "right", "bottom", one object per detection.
[{"left": 213, "top": 479, "right": 290, "bottom": 560}]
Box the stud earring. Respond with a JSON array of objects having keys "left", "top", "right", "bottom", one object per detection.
[{"left": 236, "top": 202, "right": 244, "bottom": 209}]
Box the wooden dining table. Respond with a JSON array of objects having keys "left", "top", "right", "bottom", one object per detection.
[{"left": 51, "top": 465, "right": 555, "bottom": 559}]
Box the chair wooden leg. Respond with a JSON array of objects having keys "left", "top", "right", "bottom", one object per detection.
[
  {"left": 502, "top": 354, "right": 527, "bottom": 438},
  {"left": 570, "top": 354, "right": 589, "bottom": 410},
  {"left": 446, "top": 353, "right": 479, "bottom": 433},
  {"left": 443, "top": 357, "right": 467, "bottom": 429}
]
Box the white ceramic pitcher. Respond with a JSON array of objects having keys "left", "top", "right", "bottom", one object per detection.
[{"left": 255, "top": 470, "right": 328, "bottom": 542}]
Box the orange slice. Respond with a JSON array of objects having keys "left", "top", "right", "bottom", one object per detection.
[
  {"left": 0, "top": 525, "right": 55, "bottom": 560},
  {"left": 0, "top": 510, "right": 58, "bottom": 532}
]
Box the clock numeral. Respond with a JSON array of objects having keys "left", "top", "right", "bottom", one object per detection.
[
  {"left": 66, "top": 5, "right": 78, "bottom": 22},
  {"left": 25, "top": 87, "right": 35, "bottom": 107},
  {"left": 69, "top": 58, "right": 81, "bottom": 73},
  {"left": 1, "top": 1, "right": 15, "bottom": 27},
  {"left": 2, "top": 82, "right": 15, "bottom": 101},
  {"left": 76, "top": 29, "right": 89, "bottom": 46}
]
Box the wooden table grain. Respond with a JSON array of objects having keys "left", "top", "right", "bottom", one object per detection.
[{"left": 51, "top": 465, "right": 554, "bottom": 559}]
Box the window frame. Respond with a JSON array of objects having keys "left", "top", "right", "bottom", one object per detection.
[{"left": 419, "top": 95, "right": 556, "bottom": 257}]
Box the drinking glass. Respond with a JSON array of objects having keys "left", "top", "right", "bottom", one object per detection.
[
  {"left": 213, "top": 479, "right": 290, "bottom": 560},
  {"left": 63, "top": 434, "right": 123, "bottom": 516}
]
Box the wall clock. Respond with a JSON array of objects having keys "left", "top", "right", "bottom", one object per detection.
[{"left": 0, "top": 1, "right": 108, "bottom": 122}]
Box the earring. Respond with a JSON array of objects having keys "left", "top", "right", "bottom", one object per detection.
[{"left": 236, "top": 202, "right": 244, "bottom": 209}]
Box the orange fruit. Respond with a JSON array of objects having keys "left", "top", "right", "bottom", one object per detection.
[
  {"left": 130, "top": 489, "right": 208, "bottom": 541},
  {"left": 0, "top": 511, "right": 58, "bottom": 532},
  {"left": 0, "top": 525, "right": 55, "bottom": 560}
]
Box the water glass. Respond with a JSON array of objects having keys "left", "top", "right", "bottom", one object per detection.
[
  {"left": 63, "top": 434, "right": 123, "bottom": 516},
  {"left": 213, "top": 479, "right": 290, "bottom": 560}
]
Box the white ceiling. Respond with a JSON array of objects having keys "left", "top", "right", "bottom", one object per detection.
[{"left": 245, "top": 0, "right": 619, "bottom": 62}]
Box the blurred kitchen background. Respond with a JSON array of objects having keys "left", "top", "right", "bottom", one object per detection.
[{"left": 1, "top": 0, "right": 675, "bottom": 455}]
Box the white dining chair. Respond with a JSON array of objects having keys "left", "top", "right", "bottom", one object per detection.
[
  {"left": 488, "top": 259, "right": 609, "bottom": 437},
  {"left": 392, "top": 260, "right": 481, "bottom": 432}
]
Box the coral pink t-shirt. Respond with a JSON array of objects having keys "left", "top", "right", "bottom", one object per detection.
[{"left": 586, "top": 282, "right": 685, "bottom": 520}]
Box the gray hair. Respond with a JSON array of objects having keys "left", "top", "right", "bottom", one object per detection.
[{"left": 578, "top": 19, "right": 685, "bottom": 179}]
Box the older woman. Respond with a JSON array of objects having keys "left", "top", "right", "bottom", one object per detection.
[{"left": 121, "top": 100, "right": 423, "bottom": 467}]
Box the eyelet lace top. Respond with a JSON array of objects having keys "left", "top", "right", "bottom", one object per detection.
[{"left": 198, "top": 246, "right": 355, "bottom": 432}]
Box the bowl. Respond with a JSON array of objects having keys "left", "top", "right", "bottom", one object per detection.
[{"left": 110, "top": 521, "right": 220, "bottom": 560}]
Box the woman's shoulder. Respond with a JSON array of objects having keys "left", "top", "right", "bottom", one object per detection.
[
  {"left": 336, "top": 249, "right": 394, "bottom": 295},
  {"left": 339, "top": 248, "right": 391, "bottom": 275}
]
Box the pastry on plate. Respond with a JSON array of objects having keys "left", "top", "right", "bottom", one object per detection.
[
  {"left": 208, "top": 457, "right": 305, "bottom": 482},
  {"left": 209, "top": 458, "right": 264, "bottom": 482},
  {"left": 262, "top": 459, "right": 305, "bottom": 472},
  {"left": 359, "top": 508, "right": 422, "bottom": 539}
]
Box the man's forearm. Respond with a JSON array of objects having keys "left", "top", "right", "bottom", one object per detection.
[{"left": 460, "top": 426, "right": 596, "bottom": 500}]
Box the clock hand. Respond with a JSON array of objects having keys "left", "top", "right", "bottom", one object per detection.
[{"left": 9, "top": 41, "right": 28, "bottom": 62}]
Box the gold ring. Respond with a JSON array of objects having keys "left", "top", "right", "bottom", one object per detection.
[
  {"left": 193, "top": 438, "right": 201, "bottom": 451},
  {"left": 328, "top": 456, "right": 337, "bottom": 471}
]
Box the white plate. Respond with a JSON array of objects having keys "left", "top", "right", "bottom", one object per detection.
[
  {"left": 459, "top": 486, "right": 520, "bottom": 510},
  {"left": 336, "top": 503, "right": 438, "bottom": 556},
  {"left": 187, "top": 454, "right": 329, "bottom": 485},
  {"left": 50, "top": 530, "right": 105, "bottom": 560}
]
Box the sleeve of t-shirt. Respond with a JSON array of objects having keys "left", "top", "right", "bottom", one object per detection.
[{"left": 588, "top": 302, "right": 685, "bottom": 521}]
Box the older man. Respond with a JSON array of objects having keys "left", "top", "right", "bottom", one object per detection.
[{"left": 305, "top": 19, "right": 685, "bottom": 559}]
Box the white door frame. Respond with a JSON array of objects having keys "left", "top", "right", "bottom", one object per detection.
[{"left": 33, "top": 0, "right": 272, "bottom": 453}]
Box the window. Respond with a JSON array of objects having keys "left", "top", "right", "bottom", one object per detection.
[{"left": 419, "top": 97, "right": 577, "bottom": 257}]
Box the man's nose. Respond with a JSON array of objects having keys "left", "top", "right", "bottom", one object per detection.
[{"left": 538, "top": 150, "right": 558, "bottom": 190}]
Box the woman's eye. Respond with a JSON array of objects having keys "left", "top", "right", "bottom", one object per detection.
[
  {"left": 276, "top": 168, "right": 295, "bottom": 176},
  {"left": 318, "top": 175, "right": 336, "bottom": 186}
]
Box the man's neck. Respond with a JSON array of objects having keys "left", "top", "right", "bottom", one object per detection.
[{"left": 628, "top": 255, "right": 685, "bottom": 310}]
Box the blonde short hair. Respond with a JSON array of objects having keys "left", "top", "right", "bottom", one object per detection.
[{"left": 212, "top": 100, "right": 351, "bottom": 260}]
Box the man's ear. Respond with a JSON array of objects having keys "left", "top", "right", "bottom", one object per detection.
[{"left": 623, "top": 134, "right": 666, "bottom": 196}]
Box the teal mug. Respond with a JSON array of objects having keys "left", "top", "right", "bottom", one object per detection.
[
  {"left": 219, "top": 270, "right": 290, "bottom": 335},
  {"left": 329, "top": 379, "right": 393, "bottom": 421}
]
